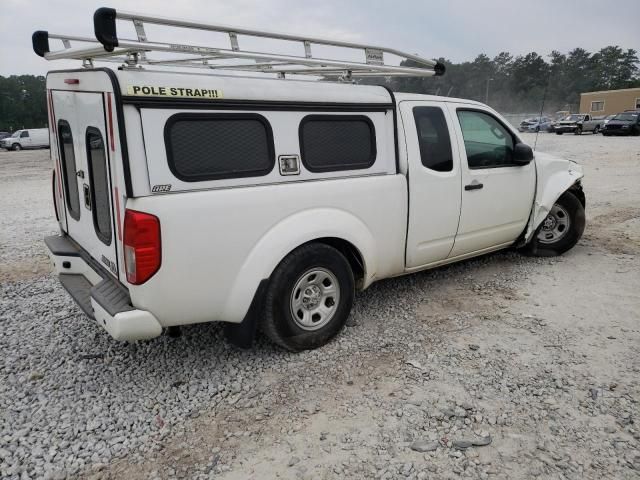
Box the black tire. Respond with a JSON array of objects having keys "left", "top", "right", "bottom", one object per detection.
[
  {"left": 556, "top": 131, "right": 563, "bottom": 135},
  {"left": 262, "top": 243, "right": 355, "bottom": 351},
  {"left": 12, "top": 143, "right": 21, "bottom": 151},
  {"left": 574, "top": 126, "right": 582, "bottom": 135},
  {"left": 521, "top": 191, "right": 585, "bottom": 257},
  {"left": 593, "top": 125, "right": 600, "bottom": 134}
]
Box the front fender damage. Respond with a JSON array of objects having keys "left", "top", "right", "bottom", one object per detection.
[{"left": 523, "top": 151, "right": 584, "bottom": 244}]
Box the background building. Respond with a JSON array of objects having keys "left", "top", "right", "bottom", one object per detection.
[{"left": 580, "top": 87, "right": 640, "bottom": 115}]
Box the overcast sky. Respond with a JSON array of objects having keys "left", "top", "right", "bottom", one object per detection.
[{"left": 0, "top": 0, "right": 638, "bottom": 76}]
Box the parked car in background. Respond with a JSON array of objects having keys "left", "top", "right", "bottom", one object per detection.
[
  {"left": 518, "top": 116, "right": 553, "bottom": 132},
  {"left": 602, "top": 114, "right": 616, "bottom": 128},
  {"left": 554, "top": 114, "right": 585, "bottom": 134},
  {"left": 0, "top": 131, "right": 11, "bottom": 141},
  {"left": 553, "top": 114, "right": 603, "bottom": 135},
  {"left": 0, "top": 128, "right": 50, "bottom": 150},
  {"left": 602, "top": 111, "right": 640, "bottom": 136}
]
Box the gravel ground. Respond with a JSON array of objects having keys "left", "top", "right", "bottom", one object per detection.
[{"left": 1, "top": 132, "right": 639, "bottom": 480}]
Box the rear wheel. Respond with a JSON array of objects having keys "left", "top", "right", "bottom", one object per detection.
[
  {"left": 522, "top": 191, "right": 585, "bottom": 257},
  {"left": 593, "top": 125, "right": 600, "bottom": 134},
  {"left": 262, "top": 243, "right": 355, "bottom": 351},
  {"left": 574, "top": 126, "right": 582, "bottom": 135},
  {"left": 12, "top": 143, "right": 22, "bottom": 151}
]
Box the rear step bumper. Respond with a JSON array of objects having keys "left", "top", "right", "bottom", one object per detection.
[{"left": 45, "top": 235, "right": 163, "bottom": 341}]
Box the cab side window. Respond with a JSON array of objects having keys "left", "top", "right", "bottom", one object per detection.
[
  {"left": 457, "top": 110, "right": 515, "bottom": 169},
  {"left": 20, "top": 131, "right": 29, "bottom": 138},
  {"left": 413, "top": 107, "right": 453, "bottom": 172}
]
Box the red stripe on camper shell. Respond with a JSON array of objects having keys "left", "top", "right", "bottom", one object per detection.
[
  {"left": 47, "top": 90, "right": 56, "bottom": 135},
  {"left": 107, "top": 93, "right": 115, "bottom": 152},
  {"left": 114, "top": 186, "right": 122, "bottom": 241},
  {"left": 47, "top": 90, "right": 63, "bottom": 200}
]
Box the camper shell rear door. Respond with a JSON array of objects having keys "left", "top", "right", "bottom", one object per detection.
[{"left": 47, "top": 70, "right": 125, "bottom": 279}]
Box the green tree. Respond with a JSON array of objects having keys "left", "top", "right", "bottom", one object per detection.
[{"left": 0, "top": 75, "right": 48, "bottom": 132}]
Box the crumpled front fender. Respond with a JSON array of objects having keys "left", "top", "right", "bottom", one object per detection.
[{"left": 524, "top": 151, "right": 584, "bottom": 243}]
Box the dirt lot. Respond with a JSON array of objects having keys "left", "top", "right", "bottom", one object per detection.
[{"left": 1, "top": 132, "right": 639, "bottom": 480}]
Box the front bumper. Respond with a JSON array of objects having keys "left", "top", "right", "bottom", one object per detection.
[
  {"left": 554, "top": 125, "right": 577, "bottom": 133},
  {"left": 45, "top": 235, "right": 162, "bottom": 341},
  {"left": 602, "top": 128, "right": 632, "bottom": 135}
]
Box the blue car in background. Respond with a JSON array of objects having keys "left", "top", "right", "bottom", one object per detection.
[{"left": 518, "top": 116, "right": 553, "bottom": 132}]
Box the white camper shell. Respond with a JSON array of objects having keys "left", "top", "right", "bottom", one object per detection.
[{"left": 36, "top": 8, "right": 586, "bottom": 351}]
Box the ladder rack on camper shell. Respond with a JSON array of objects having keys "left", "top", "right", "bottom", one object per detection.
[{"left": 32, "top": 7, "right": 445, "bottom": 81}]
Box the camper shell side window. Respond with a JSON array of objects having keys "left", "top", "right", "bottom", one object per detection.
[
  {"left": 299, "top": 115, "right": 376, "bottom": 173},
  {"left": 164, "top": 113, "right": 275, "bottom": 182}
]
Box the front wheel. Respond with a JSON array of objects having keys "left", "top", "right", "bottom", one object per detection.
[
  {"left": 574, "top": 126, "right": 582, "bottom": 135},
  {"left": 12, "top": 143, "right": 22, "bottom": 151},
  {"left": 556, "top": 131, "right": 563, "bottom": 135},
  {"left": 593, "top": 125, "right": 600, "bottom": 134},
  {"left": 262, "top": 243, "right": 355, "bottom": 351},
  {"left": 522, "top": 191, "right": 585, "bottom": 256}
]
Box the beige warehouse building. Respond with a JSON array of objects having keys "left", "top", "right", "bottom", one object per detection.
[{"left": 580, "top": 87, "right": 640, "bottom": 116}]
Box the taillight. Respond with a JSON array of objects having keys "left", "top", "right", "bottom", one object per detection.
[{"left": 123, "top": 209, "right": 161, "bottom": 285}]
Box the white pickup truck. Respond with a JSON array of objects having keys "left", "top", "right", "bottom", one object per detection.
[
  {"left": 34, "top": 8, "right": 586, "bottom": 351},
  {"left": 553, "top": 113, "right": 605, "bottom": 135}
]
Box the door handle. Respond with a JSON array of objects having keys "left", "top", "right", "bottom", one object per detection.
[
  {"left": 83, "top": 184, "right": 91, "bottom": 210},
  {"left": 464, "top": 182, "right": 484, "bottom": 191}
]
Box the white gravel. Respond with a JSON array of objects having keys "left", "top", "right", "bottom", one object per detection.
[{"left": 1, "top": 133, "right": 639, "bottom": 480}]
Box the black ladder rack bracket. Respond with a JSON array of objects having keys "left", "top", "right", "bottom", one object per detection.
[
  {"left": 94, "top": 7, "right": 119, "bottom": 52},
  {"left": 32, "top": 30, "right": 50, "bottom": 57}
]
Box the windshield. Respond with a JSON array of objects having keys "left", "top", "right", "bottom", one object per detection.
[
  {"left": 564, "top": 115, "right": 583, "bottom": 121},
  {"left": 613, "top": 113, "right": 638, "bottom": 121},
  {"left": 11, "top": 131, "right": 21, "bottom": 137}
]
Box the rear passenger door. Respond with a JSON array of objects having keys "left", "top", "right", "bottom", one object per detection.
[{"left": 400, "top": 101, "right": 462, "bottom": 269}]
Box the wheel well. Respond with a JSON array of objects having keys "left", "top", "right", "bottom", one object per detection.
[
  {"left": 311, "top": 238, "right": 365, "bottom": 288},
  {"left": 568, "top": 181, "right": 586, "bottom": 208}
]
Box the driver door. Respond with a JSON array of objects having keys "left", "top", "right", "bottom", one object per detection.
[
  {"left": 447, "top": 105, "right": 535, "bottom": 257},
  {"left": 20, "top": 130, "right": 32, "bottom": 147}
]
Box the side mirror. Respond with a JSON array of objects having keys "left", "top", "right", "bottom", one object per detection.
[{"left": 513, "top": 142, "right": 533, "bottom": 165}]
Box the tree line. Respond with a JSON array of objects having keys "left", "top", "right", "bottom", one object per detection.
[
  {"left": 363, "top": 46, "right": 640, "bottom": 114},
  {"left": 0, "top": 75, "right": 47, "bottom": 132}
]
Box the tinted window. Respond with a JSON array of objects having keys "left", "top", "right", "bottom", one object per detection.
[
  {"left": 86, "top": 128, "right": 112, "bottom": 245},
  {"left": 300, "top": 115, "right": 376, "bottom": 172},
  {"left": 413, "top": 107, "right": 453, "bottom": 172},
  {"left": 165, "top": 114, "right": 274, "bottom": 182},
  {"left": 21, "top": 131, "right": 29, "bottom": 138},
  {"left": 58, "top": 120, "right": 80, "bottom": 220},
  {"left": 457, "top": 110, "right": 515, "bottom": 169}
]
